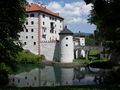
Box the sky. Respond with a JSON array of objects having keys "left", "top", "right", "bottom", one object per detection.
[{"left": 26, "top": 0, "right": 96, "bottom": 33}]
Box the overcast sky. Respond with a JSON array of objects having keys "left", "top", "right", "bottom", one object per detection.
[{"left": 26, "top": 0, "right": 96, "bottom": 33}]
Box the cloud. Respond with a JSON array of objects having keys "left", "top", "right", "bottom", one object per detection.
[
  {"left": 47, "top": 1, "right": 92, "bottom": 24},
  {"left": 27, "top": 0, "right": 34, "bottom": 4}
]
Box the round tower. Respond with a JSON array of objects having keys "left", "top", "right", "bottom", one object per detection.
[{"left": 59, "top": 26, "right": 74, "bottom": 63}]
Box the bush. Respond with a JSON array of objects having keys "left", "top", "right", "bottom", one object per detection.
[{"left": 16, "top": 50, "right": 45, "bottom": 64}]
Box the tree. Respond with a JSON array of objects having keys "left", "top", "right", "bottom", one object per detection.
[
  {"left": 0, "top": 0, "right": 26, "bottom": 86},
  {"left": 84, "top": 0, "right": 120, "bottom": 63}
]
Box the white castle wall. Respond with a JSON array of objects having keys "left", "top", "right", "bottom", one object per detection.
[
  {"left": 61, "top": 68, "right": 74, "bottom": 85},
  {"left": 40, "top": 13, "right": 63, "bottom": 41},
  {"left": 19, "top": 8, "right": 64, "bottom": 55},
  {"left": 60, "top": 35, "right": 74, "bottom": 62},
  {"left": 19, "top": 12, "right": 39, "bottom": 54},
  {"left": 40, "top": 42, "right": 60, "bottom": 61}
]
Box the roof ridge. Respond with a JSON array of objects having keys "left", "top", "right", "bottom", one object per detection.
[{"left": 26, "top": 3, "right": 63, "bottom": 19}]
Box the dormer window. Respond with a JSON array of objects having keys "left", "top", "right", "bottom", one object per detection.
[
  {"left": 30, "top": 14, "right": 34, "bottom": 17},
  {"left": 43, "top": 14, "right": 45, "bottom": 18}
]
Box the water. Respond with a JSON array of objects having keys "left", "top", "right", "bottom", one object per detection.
[{"left": 8, "top": 64, "right": 102, "bottom": 87}]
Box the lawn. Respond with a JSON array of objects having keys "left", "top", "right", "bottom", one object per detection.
[{"left": 73, "top": 58, "right": 108, "bottom": 64}]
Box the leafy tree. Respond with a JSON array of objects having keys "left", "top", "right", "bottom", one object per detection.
[
  {"left": 85, "top": 35, "right": 96, "bottom": 46},
  {"left": 84, "top": 0, "right": 120, "bottom": 63},
  {"left": 0, "top": 0, "right": 26, "bottom": 86}
]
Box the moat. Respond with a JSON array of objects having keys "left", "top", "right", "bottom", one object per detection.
[{"left": 8, "top": 64, "right": 104, "bottom": 87}]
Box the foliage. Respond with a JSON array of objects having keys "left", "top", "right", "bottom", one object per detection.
[
  {"left": 16, "top": 51, "right": 45, "bottom": 64},
  {"left": 16, "top": 64, "right": 44, "bottom": 74},
  {"left": 84, "top": 0, "right": 120, "bottom": 54},
  {"left": 89, "top": 49, "right": 100, "bottom": 55},
  {"left": 0, "top": 0, "right": 26, "bottom": 86},
  {"left": 1, "top": 85, "right": 120, "bottom": 90},
  {"left": 89, "top": 49, "right": 100, "bottom": 60},
  {"left": 73, "top": 58, "right": 108, "bottom": 63},
  {"left": 73, "top": 59, "right": 90, "bottom": 63},
  {"left": 85, "top": 36, "right": 96, "bottom": 46}
]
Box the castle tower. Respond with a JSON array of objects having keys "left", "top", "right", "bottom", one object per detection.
[{"left": 59, "top": 26, "right": 74, "bottom": 63}]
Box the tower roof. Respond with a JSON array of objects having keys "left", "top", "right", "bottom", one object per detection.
[{"left": 59, "top": 26, "right": 73, "bottom": 35}]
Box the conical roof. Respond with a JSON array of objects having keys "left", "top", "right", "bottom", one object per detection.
[{"left": 59, "top": 26, "right": 73, "bottom": 35}]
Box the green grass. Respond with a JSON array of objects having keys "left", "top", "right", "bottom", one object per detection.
[
  {"left": 73, "top": 58, "right": 108, "bottom": 64},
  {"left": 73, "top": 59, "right": 90, "bottom": 63},
  {"left": 89, "top": 49, "right": 100, "bottom": 55},
  {"left": 89, "top": 49, "right": 100, "bottom": 60},
  {"left": 16, "top": 51, "right": 45, "bottom": 64}
]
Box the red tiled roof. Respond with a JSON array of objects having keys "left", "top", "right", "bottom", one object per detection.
[{"left": 26, "top": 3, "right": 64, "bottom": 19}]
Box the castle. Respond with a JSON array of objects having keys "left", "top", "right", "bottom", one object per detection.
[{"left": 19, "top": 3, "right": 85, "bottom": 62}]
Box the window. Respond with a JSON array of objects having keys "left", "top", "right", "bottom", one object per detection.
[
  {"left": 42, "top": 35, "right": 46, "bottom": 39},
  {"left": 24, "top": 42, "right": 27, "bottom": 45},
  {"left": 34, "top": 42, "right": 36, "bottom": 45},
  {"left": 49, "top": 17, "right": 52, "bottom": 20},
  {"left": 31, "top": 21, "right": 34, "bottom": 25},
  {"left": 12, "top": 78, "right": 15, "bottom": 82},
  {"left": 31, "top": 29, "right": 34, "bottom": 32},
  {"left": 26, "top": 36, "right": 28, "bottom": 39},
  {"left": 31, "top": 36, "right": 34, "bottom": 39},
  {"left": 60, "top": 20, "right": 62, "bottom": 22},
  {"left": 25, "top": 76, "right": 27, "bottom": 80},
  {"left": 18, "top": 79, "right": 20, "bottom": 83},
  {"left": 50, "top": 29, "right": 54, "bottom": 33},
  {"left": 26, "top": 22, "right": 28, "bottom": 25},
  {"left": 43, "top": 22, "right": 45, "bottom": 25},
  {"left": 50, "top": 22, "right": 54, "bottom": 33},
  {"left": 30, "top": 14, "right": 34, "bottom": 17},
  {"left": 60, "top": 26, "right": 61, "bottom": 28},
  {"left": 43, "top": 14, "right": 45, "bottom": 18},
  {"left": 66, "top": 44, "right": 68, "bottom": 47},
  {"left": 66, "top": 37, "right": 68, "bottom": 40},
  {"left": 26, "top": 14, "right": 29, "bottom": 17},
  {"left": 44, "top": 29, "right": 46, "bottom": 32},
  {"left": 34, "top": 77, "right": 37, "bottom": 80},
  {"left": 55, "top": 18, "right": 57, "bottom": 21},
  {"left": 52, "top": 18, "right": 54, "bottom": 20},
  {"left": 26, "top": 29, "right": 28, "bottom": 32}
]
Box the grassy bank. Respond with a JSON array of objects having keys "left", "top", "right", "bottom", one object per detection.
[
  {"left": 1, "top": 85, "right": 120, "bottom": 90},
  {"left": 73, "top": 58, "right": 108, "bottom": 64},
  {"left": 16, "top": 50, "right": 45, "bottom": 64}
]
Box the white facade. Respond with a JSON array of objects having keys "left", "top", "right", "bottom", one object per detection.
[
  {"left": 80, "top": 37, "right": 85, "bottom": 46},
  {"left": 19, "top": 4, "right": 64, "bottom": 55},
  {"left": 59, "top": 27, "right": 74, "bottom": 63}
]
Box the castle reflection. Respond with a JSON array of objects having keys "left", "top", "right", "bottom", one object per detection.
[{"left": 9, "top": 65, "right": 101, "bottom": 87}]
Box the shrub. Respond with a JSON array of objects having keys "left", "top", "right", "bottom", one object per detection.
[{"left": 16, "top": 50, "right": 45, "bottom": 64}]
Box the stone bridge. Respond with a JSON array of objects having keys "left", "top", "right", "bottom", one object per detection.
[
  {"left": 75, "top": 45, "right": 103, "bottom": 51},
  {"left": 74, "top": 45, "right": 103, "bottom": 60}
]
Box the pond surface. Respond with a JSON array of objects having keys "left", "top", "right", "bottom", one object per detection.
[{"left": 8, "top": 64, "right": 103, "bottom": 87}]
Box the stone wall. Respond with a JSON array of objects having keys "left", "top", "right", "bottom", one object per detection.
[{"left": 40, "top": 41, "right": 60, "bottom": 61}]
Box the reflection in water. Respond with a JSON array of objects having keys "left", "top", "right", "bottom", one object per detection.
[{"left": 9, "top": 65, "right": 101, "bottom": 87}]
